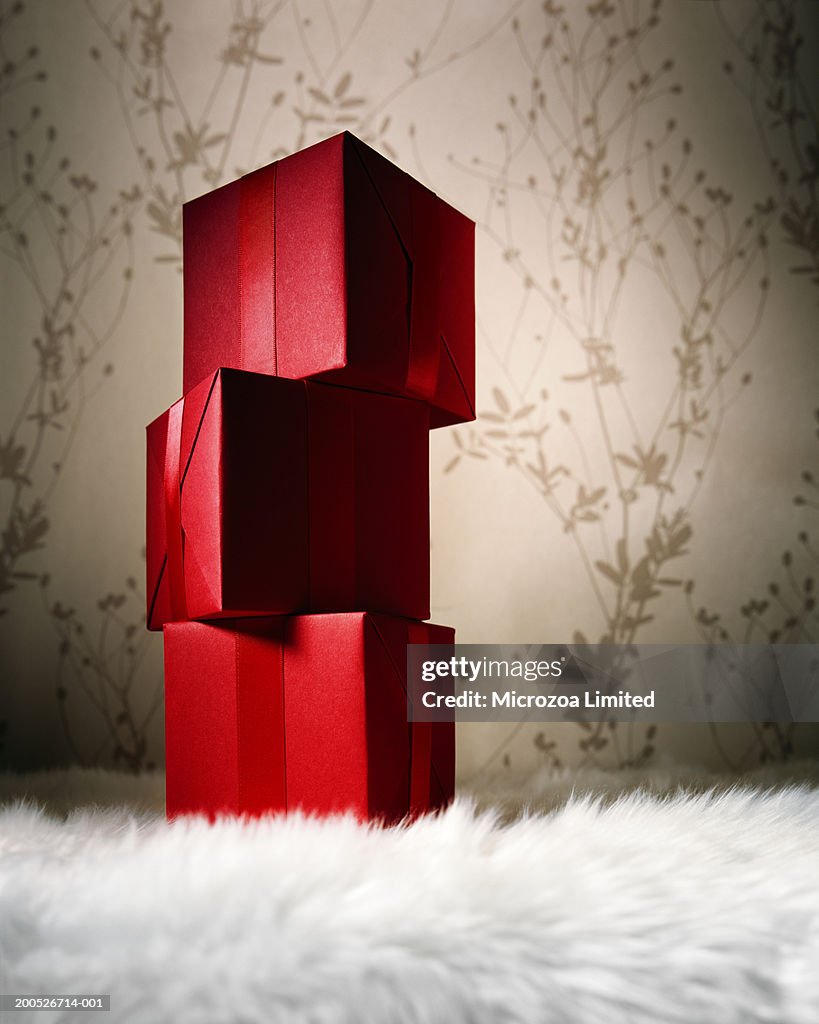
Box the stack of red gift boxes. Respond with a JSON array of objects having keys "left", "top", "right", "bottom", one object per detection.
[{"left": 145, "top": 132, "right": 475, "bottom": 824}]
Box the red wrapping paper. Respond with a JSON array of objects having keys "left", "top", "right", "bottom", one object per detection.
[
  {"left": 146, "top": 368, "right": 429, "bottom": 629},
  {"left": 183, "top": 132, "right": 475, "bottom": 428},
  {"left": 163, "top": 614, "right": 456, "bottom": 823}
]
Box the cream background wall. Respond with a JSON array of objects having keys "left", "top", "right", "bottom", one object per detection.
[{"left": 1, "top": 0, "right": 817, "bottom": 780}]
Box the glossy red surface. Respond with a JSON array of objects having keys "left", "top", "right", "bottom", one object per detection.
[
  {"left": 164, "top": 614, "right": 455, "bottom": 823},
  {"left": 182, "top": 132, "right": 475, "bottom": 427}
]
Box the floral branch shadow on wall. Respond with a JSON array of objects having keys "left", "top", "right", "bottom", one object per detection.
[
  {"left": 0, "top": 0, "right": 156, "bottom": 768},
  {"left": 1, "top": 0, "right": 816, "bottom": 774},
  {"left": 441, "top": 0, "right": 817, "bottom": 776},
  {"left": 2, "top": 0, "right": 518, "bottom": 769}
]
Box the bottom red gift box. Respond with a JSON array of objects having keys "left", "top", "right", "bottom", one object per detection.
[{"left": 164, "top": 614, "right": 455, "bottom": 825}]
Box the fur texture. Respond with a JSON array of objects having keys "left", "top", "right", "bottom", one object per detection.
[{"left": 1, "top": 776, "right": 818, "bottom": 1023}]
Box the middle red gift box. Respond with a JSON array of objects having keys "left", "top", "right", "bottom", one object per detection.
[{"left": 146, "top": 367, "right": 429, "bottom": 630}]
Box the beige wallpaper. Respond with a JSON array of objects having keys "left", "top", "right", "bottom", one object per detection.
[{"left": 1, "top": 0, "right": 817, "bottom": 781}]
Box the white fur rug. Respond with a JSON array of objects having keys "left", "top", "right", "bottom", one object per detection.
[{"left": 1, "top": 769, "right": 819, "bottom": 1023}]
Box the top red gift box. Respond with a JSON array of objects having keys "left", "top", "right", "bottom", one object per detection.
[{"left": 182, "top": 132, "right": 475, "bottom": 428}]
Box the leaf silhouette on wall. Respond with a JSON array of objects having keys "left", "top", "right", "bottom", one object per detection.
[
  {"left": 43, "top": 557, "right": 161, "bottom": 773},
  {"left": 0, "top": 0, "right": 139, "bottom": 616},
  {"left": 718, "top": 0, "right": 819, "bottom": 289},
  {"left": 34, "top": 0, "right": 517, "bottom": 769},
  {"left": 2, "top": 0, "right": 815, "bottom": 775},
  {"left": 85, "top": 0, "right": 517, "bottom": 265},
  {"left": 443, "top": 0, "right": 780, "bottom": 773},
  {"left": 687, "top": 409, "right": 819, "bottom": 769}
]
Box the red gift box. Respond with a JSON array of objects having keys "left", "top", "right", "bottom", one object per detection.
[
  {"left": 163, "top": 614, "right": 455, "bottom": 823},
  {"left": 146, "top": 368, "right": 429, "bottom": 629},
  {"left": 182, "top": 132, "right": 475, "bottom": 428}
]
